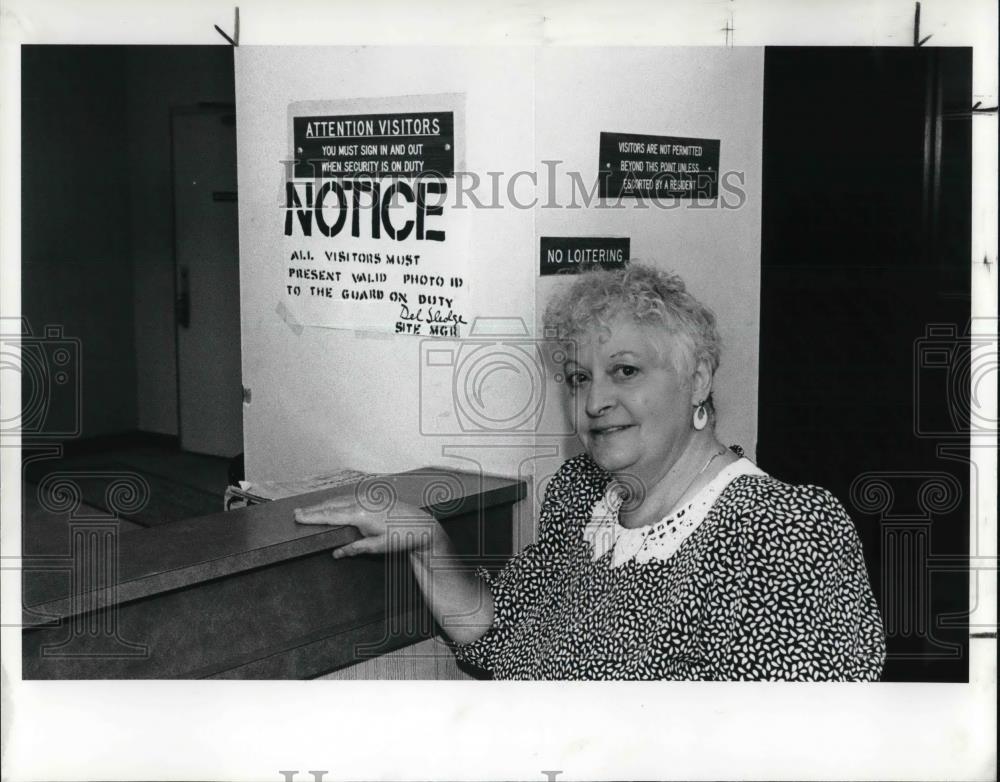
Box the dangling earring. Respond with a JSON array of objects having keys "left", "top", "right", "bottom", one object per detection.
[{"left": 692, "top": 401, "right": 708, "bottom": 430}]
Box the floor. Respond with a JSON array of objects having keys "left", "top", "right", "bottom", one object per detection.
[{"left": 21, "top": 445, "right": 231, "bottom": 555}]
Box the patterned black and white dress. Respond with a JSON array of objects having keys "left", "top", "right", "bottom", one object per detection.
[{"left": 454, "top": 452, "right": 886, "bottom": 680}]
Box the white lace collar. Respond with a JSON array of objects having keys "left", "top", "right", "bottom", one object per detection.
[{"left": 584, "top": 457, "right": 767, "bottom": 568}]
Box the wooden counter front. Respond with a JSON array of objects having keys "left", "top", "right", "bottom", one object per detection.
[{"left": 22, "top": 468, "right": 525, "bottom": 679}]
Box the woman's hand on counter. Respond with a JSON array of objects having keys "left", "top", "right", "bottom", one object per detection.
[
  {"left": 295, "top": 492, "right": 493, "bottom": 646},
  {"left": 293, "top": 495, "right": 437, "bottom": 559}
]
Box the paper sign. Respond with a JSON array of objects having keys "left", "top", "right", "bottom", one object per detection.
[{"left": 283, "top": 95, "right": 470, "bottom": 337}]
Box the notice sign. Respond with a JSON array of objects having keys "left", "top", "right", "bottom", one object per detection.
[
  {"left": 283, "top": 95, "right": 470, "bottom": 337},
  {"left": 598, "top": 132, "right": 720, "bottom": 199},
  {"left": 293, "top": 112, "right": 455, "bottom": 178},
  {"left": 539, "top": 237, "right": 630, "bottom": 276}
]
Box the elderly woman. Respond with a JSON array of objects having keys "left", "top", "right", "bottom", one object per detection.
[{"left": 296, "top": 263, "right": 886, "bottom": 680}]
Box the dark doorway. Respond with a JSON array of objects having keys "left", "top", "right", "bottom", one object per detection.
[
  {"left": 758, "top": 47, "right": 973, "bottom": 681},
  {"left": 19, "top": 46, "right": 239, "bottom": 552}
]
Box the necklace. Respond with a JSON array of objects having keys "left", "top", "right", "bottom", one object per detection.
[
  {"left": 615, "top": 446, "right": 728, "bottom": 529},
  {"left": 667, "top": 447, "right": 728, "bottom": 517}
]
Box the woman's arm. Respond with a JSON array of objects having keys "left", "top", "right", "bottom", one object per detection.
[
  {"left": 406, "top": 522, "right": 494, "bottom": 645},
  {"left": 294, "top": 494, "right": 494, "bottom": 645},
  {"left": 297, "top": 457, "right": 586, "bottom": 674}
]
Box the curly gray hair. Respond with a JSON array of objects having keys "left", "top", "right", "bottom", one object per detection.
[{"left": 542, "top": 262, "right": 722, "bottom": 378}]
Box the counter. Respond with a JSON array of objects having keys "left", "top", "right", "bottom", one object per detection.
[{"left": 22, "top": 467, "right": 525, "bottom": 679}]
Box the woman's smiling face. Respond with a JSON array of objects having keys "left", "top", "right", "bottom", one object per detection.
[{"left": 564, "top": 317, "right": 701, "bottom": 486}]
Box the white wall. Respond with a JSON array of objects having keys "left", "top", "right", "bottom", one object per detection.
[
  {"left": 532, "top": 47, "right": 764, "bottom": 493},
  {"left": 235, "top": 47, "right": 537, "bottom": 487},
  {"left": 235, "top": 47, "right": 763, "bottom": 547}
]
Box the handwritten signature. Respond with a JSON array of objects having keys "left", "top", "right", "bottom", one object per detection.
[{"left": 398, "top": 304, "right": 468, "bottom": 325}]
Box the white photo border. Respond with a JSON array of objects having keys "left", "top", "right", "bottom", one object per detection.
[{"left": 0, "top": 1, "right": 996, "bottom": 780}]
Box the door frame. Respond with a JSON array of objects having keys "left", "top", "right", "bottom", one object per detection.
[{"left": 168, "top": 101, "right": 239, "bottom": 451}]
